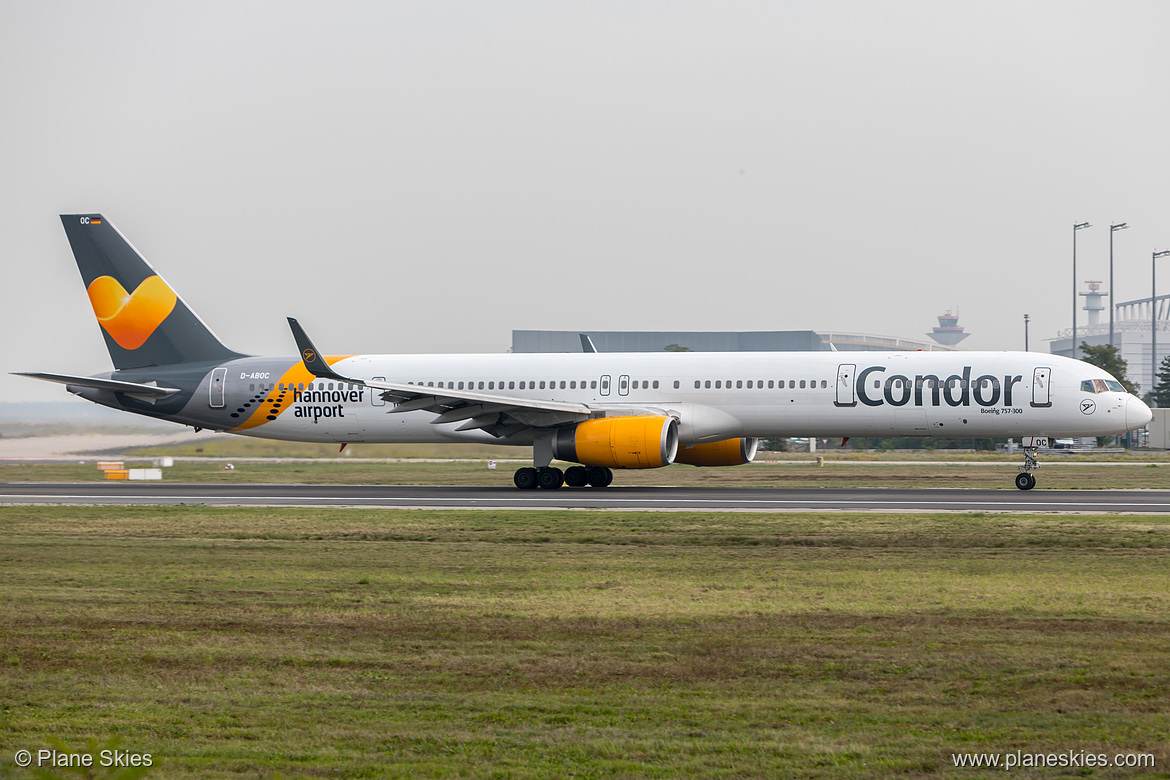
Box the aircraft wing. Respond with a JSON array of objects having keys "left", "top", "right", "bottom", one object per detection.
[{"left": 287, "top": 318, "right": 663, "bottom": 436}]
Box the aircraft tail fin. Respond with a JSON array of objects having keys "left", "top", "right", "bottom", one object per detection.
[{"left": 60, "top": 214, "right": 246, "bottom": 369}]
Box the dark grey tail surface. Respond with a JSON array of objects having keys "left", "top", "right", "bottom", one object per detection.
[{"left": 60, "top": 214, "right": 246, "bottom": 369}]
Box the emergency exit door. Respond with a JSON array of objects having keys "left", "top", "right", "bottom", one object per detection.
[
  {"left": 1031, "top": 367, "right": 1051, "bottom": 407},
  {"left": 209, "top": 367, "right": 227, "bottom": 408},
  {"left": 835, "top": 363, "right": 857, "bottom": 407}
]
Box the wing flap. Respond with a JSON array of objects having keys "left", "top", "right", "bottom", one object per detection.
[{"left": 287, "top": 318, "right": 593, "bottom": 431}]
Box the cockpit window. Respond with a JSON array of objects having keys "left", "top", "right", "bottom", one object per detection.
[{"left": 1082, "top": 378, "right": 1127, "bottom": 394}]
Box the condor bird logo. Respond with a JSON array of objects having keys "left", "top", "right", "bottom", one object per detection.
[
  {"left": 86, "top": 275, "right": 178, "bottom": 350},
  {"left": 301, "top": 348, "right": 317, "bottom": 364}
]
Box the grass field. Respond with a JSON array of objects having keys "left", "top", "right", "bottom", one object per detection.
[
  {"left": 3, "top": 458, "right": 1170, "bottom": 490},
  {"left": 1, "top": 507, "right": 1167, "bottom": 778}
]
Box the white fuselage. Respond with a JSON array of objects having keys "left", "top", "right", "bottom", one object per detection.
[{"left": 218, "top": 350, "right": 1150, "bottom": 445}]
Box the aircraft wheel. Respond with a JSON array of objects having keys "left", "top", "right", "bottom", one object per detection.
[
  {"left": 587, "top": 466, "right": 612, "bottom": 488},
  {"left": 1015, "top": 472, "right": 1036, "bottom": 491},
  {"left": 564, "top": 466, "right": 588, "bottom": 488},
  {"left": 538, "top": 467, "right": 565, "bottom": 490},
  {"left": 514, "top": 467, "right": 539, "bottom": 490}
]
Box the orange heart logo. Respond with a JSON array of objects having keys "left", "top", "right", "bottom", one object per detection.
[{"left": 86, "top": 275, "right": 178, "bottom": 350}]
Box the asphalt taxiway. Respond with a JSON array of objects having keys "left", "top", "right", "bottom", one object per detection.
[{"left": 2, "top": 483, "right": 1169, "bottom": 513}]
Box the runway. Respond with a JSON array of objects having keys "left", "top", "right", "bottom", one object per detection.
[{"left": 3, "top": 482, "right": 1170, "bottom": 513}]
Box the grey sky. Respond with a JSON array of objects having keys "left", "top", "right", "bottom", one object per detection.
[{"left": 3, "top": 1, "right": 1168, "bottom": 403}]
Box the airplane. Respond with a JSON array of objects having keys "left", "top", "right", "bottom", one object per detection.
[{"left": 15, "top": 214, "right": 1153, "bottom": 491}]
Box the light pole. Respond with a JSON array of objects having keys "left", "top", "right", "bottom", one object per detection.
[
  {"left": 1073, "top": 221, "right": 1091, "bottom": 359},
  {"left": 1153, "top": 249, "right": 1170, "bottom": 394},
  {"left": 1110, "top": 222, "right": 1129, "bottom": 346},
  {"left": 1024, "top": 314, "right": 1030, "bottom": 351}
]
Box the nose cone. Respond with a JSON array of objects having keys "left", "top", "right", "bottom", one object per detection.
[{"left": 1126, "top": 395, "right": 1153, "bottom": 430}]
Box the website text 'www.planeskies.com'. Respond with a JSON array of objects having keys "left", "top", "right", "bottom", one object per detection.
[{"left": 952, "top": 750, "right": 1155, "bottom": 771}]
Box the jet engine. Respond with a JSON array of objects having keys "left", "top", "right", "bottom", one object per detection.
[
  {"left": 673, "top": 437, "right": 758, "bottom": 467},
  {"left": 552, "top": 415, "right": 678, "bottom": 469}
]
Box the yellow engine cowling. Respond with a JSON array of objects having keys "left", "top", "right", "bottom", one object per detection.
[
  {"left": 552, "top": 415, "right": 679, "bottom": 469},
  {"left": 674, "top": 437, "right": 758, "bottom": 467}
]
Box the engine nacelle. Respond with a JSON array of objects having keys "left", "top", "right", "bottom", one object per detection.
[
  {"left": 674, "top": 437, "right": 758, "bottom": 467},
  {"left": 552, "top": 415, "right": 679, "bottom": 469}
]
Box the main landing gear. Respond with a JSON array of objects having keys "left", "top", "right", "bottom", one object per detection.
[
  {"left": 513, "top": 465, "right": 613, "bottom": 490},
  {"left": 1015, "top": 445, "right": 1039, "bottom": 490}
]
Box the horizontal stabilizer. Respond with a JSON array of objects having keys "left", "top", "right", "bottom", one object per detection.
[{"left": 13, "top": 371, "right": 180, "bottom": 398}]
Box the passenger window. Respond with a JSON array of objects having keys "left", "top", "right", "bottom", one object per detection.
[
  {"left": 590, "top": 380, "right": 597, "bottom": 389},
  {"left": 509, "top": 381, "right": 515, "bottom": 389},
  {"left": 736, "top": 380, "right": 743, "bottom": 388},
  {"left": 715, "top": 380, "right": 722, "bottom": 389},
  {"left": 654, "top": 380, "right": 660, "bottom": 389},
  {"left": 821, "top": 380, "right": 827, "bottom": 389},
  {"left": 570, "top": 381, "right": 576, "bottom": 389},
  {"left": 539, "top": 381, "right": 546, "bottom": 390},
  {"left": 560, "top": 381, "right": 566, "bottom": 389},
  {"left": 250, "top": 384, "right": 255, "bottom": 392},
  {"left": 800, "top": 380, "right": 806, "bottom": 389},
  {"left": 790, "top": 380, "right": 797, "bottom": 389},
  {"left": 768, "top": 380, "right": 774, "bottom": 389},
  {"left": 705, "top": 380, "right": 711, "bottom": 389}
]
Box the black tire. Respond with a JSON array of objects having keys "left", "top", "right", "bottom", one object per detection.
[
  {"left": 538, "top": 467, "right": 564, "bottom": 490},
  {"left": 587, "top": 466, "right": 610, "bottom": 488},
  {"left": 514, "top": 467, "right": 538, "bottom": 490},
  {"left": 564, "top": 466, "right": 588, "bottom": 488},
  {"left": 1015, "top": 472, "right": 1036, "bottom": 491}
]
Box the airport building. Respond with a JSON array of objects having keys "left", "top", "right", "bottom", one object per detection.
[
  {"left": 512, "top": 329, "right": 956, "bottom": 354},
  {"left": 1049, "top": 288, "right": 1170, "bottom": 395}
]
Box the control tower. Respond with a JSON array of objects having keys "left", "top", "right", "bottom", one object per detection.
[
  {"left": 927, "top": 310, "right": 970, "bottom": 347},
  {"left": 1080, "top": 280, "right": 1106, "bottom": 327}
]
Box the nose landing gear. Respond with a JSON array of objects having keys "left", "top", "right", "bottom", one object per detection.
[{"left": 1015, "top": 442, "right": 1041, "bottom": 490}]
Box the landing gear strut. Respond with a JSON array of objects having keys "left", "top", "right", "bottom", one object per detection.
[
  {"left": 517, "top": 435, "right": 612, "bottom": 490},
  {"left": 1015, "top": 445, "right": 1039, "bottom": 490}
]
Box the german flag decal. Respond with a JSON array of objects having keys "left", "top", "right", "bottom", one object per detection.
[{"left": 90, "top": 218, "right": 102, "bottom": 225}]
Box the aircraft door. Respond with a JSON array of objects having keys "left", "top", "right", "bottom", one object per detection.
[
  {"left": 1031, "top": 367, "right": 1052, "bottom": 407},
  {"left": 618, "top": 374, "right": 630, "bottom": 396},
  {"left": 371, "top": 377, "right": 385, "bottom": 406},
  {"left": 835, "top": 363, "right": 857, "bottom": 407},
  {"left": 209, "top": 367, "right": 227, "bottom": 408},
  {"left": 600, "top": 375, "right": 611, "bottom": 396}
]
